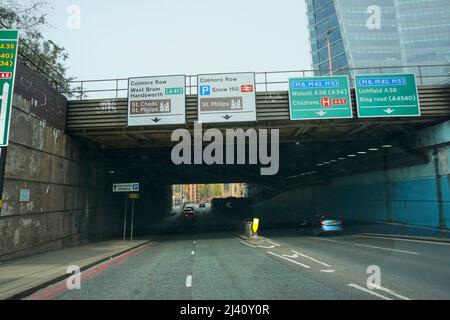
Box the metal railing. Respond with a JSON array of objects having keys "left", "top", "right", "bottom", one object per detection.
[
  {"left": 0, "top": 21, "right": 69, "bottom": 91},
  {"left": 64, "top": 64, "right": 450, "bottom": 101}
]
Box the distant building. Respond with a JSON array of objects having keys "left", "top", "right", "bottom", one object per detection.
[
  {"left": 175, "top": 183, "right": 246, "bottom": 204},
  {"left": 306, "top": 0, "right": 450, "bottom": 84},
  {"left": 221, "top": 183, "right": 245, "bottom": 198}
]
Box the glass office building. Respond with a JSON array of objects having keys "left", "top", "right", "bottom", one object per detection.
[{"left": 306, "top": 0, "right": 450, "bottom": 84}]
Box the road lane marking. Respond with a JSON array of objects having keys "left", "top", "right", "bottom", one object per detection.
[
  {"left": 369, "top": 285, "right": 410, "bottom": 300},
  {"left": 267, "top": 251, "right": 311, "bottom": 269},
  {"left": 347, "top": 284, "right": 392, "bottom": 300},
  {"left": 186, "top": 275, "right": 192, "bottom": 288},
  {"left": 191, "top": 250, "right": 195, "bottom": 255},
  {"left": 320, "top": 269, "right": 335, "bottom": 273},
  {"left": 310, "top": 237, "right": 340, "bottom": 243},
  {"left": 354, "top": 234, "right": 450, "bottom": 246},
  {"left": 240, "top": 240, "right": 277, "bottom": 249},
  {"left": 291, "top": 250, "right": 332, "bottom": 267},
  {"left": 353, "top": 243, "right": 419, "bottom": 255},
  {"left": 193, "top": 241, "right": 196, "bottom": 245},
  {"left": 266, "top": 239, "right": 281, "bottom": 247}
]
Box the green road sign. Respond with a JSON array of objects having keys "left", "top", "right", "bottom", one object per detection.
[
  {"left": 355, "top": 74, "right": 420, "bottom": 118},
  {"left": 165, "top": 87, "right": 183, "bottom": 95},
  {"left": 289, "top": 76, "right": 353, "bottom": 120},
  {"left": 0, "top": 30, "right": 19, "bottom": 147}
]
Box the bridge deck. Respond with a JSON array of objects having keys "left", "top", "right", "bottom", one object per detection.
[{"left": 66, "top": 86, "right": 450, "bottom": 148}]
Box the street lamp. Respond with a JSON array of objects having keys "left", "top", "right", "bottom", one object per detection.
[{"left": 325, "top": 27, "right": 338, "bottom": 76}]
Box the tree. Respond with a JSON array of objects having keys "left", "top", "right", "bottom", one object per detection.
[{"left": 0, "top": 1, "right": 71, "bottom": 92}]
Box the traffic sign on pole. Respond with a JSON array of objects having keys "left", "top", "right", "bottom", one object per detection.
[
  {"left": 355, "top": 74, "right": 420, "bottom": 118},
  {"left": 289, "top": 76, "right": 353, "bottom": 120},
  {"left": 0, "top": 30, "right": 19, "bottom": 147},
  {"left": 113, "top": 183, "right": 139, "bottom": 193}
]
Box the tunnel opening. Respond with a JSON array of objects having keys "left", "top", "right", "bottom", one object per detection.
[{"left": 100, "top": 123, "right": 447, "bottom": 242}]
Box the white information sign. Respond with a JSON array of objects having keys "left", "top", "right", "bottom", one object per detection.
[
  {"left": 128, "top": 75, "right": 186, "bottom": 126},
  {"left": 197, "top": 72, "right": 256, "bottom": 123},
  {"left": 113, "top": 183, "right": 139, "bottom": 193}
]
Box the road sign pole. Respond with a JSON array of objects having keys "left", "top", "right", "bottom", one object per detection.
[
  {"left": 130, "top": 199, "right": 135, "bottom": 241},
  {"left": 122, "top": 195, "right": 128, "bottom": 241},
  {"left": 0, "top": 147, "right": 7, "bottom": 209}
]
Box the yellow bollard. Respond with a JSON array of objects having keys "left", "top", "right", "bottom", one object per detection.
[{"left": 252, "top": 218, "right": 260, "bottom": 238}]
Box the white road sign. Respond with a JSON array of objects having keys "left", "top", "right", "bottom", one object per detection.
[
  {"left": 197, "top": 72, "right": 256, "bottom": 123},
  {"left": 113, "top": 183, "right": 139, "bottom": 193},
  {"left": 128, "top": 75, "right": 186, "bottom": 126}
]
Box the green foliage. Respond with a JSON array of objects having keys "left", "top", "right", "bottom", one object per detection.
[{"left": 0, "top": 0, "right": 72, "bottom": 92}]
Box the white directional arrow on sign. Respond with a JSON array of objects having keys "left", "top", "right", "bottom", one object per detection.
[
  {"left": 383, "top": 108, "right": 395, "bottom": 114},
  {"left": 316, "top": 111, "right": 327, "bottom": 117}
]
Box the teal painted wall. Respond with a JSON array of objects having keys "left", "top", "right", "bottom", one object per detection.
[{"left": 252, "top": 121, "right": 450, "bottom": 232}]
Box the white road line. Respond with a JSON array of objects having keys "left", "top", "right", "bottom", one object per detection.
[
  {"left": 240, "top": 240, "right": 256, "bottom": 248},
  {"left": 291, "top": 250, "right": 332, "bottom": 267},
  {"left": 193, "top": 241, "right": 196, "bottom": 245},
  {"left": 354, "top": 234, "right": 450, "bottom": 246},
  {"left": 191, "top": 250, "right": 195, "bottom": 255},
  {"left": 369, "top": 285, "right": 410, "bottom": 300},
  {"left": 347, "top": 284, "right": 392, "bottom": 300},
  {"left": 266, "top": 239, "right": 281, "bottom": 247},
  {"left": 353, "top": 243, "right": 419, "bottom": 255},
  {"left": 310, "top": 237, "right": 340, "bottom": 243},
  {"left": 320, "top": 269, "right": 335, "bottom": 273},
  {"left": 186, "top": 275, "right": 192, "bottom": 287},
  {"left": 240, "top": 240, "right": 276, "bottom": 249},
  {"left": 267, "top": 251, "right": 311, "bottom": 269}
]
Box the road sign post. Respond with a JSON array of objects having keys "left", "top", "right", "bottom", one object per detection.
[
  {"left": 355, "top": 74, "right": 420, "bottom": 118},
  {"left": 128, "top": 193, "right": 140, "bottom": 241},
  {"left": 130, "top": 198, "right": 135, "bottom": 241},
  {"left": 0, "top": 30, "right": 19, "bottom": 210},
  {"left": 289, "top": 76, "right": 353, "bottom": 120},
  {"left": 113, "top": 183, "right": 139, "bottom": 240},
  {"left": 122, "top": 196, "right": 128, "bottom": 241}
]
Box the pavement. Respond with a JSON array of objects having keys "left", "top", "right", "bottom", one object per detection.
[
  {"left": 0, "top": 240, "right": 149, "bottom": 300},
  {"left": 15, "top": 204, "right": 450, "bottom": 300}
]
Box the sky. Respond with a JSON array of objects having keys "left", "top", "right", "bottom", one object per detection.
[{"left": 41, "top": 0, "right": 311, "bottom": 81}]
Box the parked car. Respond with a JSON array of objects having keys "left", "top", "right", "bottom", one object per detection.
[
  {"left": 302, "top": 214, "right": 343, "bottom": 235},
  {"left": 199, "top": 203, "right": 206, "bottom": 208}
]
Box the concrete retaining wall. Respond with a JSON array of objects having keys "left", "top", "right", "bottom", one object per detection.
[{"left": 0, "top": 63, "right": 121, "bottom": 261}]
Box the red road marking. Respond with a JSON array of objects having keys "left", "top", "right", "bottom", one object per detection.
[{"left": 27, "top": 243, "right": 151, "bottom": 300}]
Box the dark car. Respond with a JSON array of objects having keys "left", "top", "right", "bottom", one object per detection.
[
  {"left": 199, "top": 203, "right": 206, "bottom": 208},
  {"left": 302, "top": 214, "right": 343, "bottom": 236},
  {"left": 183, "top": 206, "right": 196, "bottom": 218}
]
